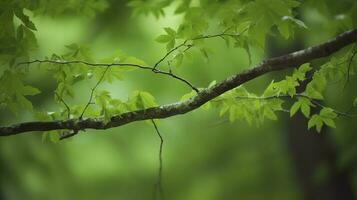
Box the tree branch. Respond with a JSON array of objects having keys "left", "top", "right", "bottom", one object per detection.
[
  {"left": 1, "top": 28, "right": 356, "bottom": 137},
  {"left": 17, "top": 59, "right": 198, "bottom": 92}
]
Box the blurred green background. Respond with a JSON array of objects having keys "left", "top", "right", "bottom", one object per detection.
[{"left": 1, "top": 1, "right": 357, "bottom": 200}]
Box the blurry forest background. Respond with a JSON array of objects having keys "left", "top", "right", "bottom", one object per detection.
[{"left": 0, "top": 0, "right": 357, "bottom": 199}]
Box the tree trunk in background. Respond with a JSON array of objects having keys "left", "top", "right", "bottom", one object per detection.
[
  {"left": 266, "top": 34, "right": 355, "bottom": 200},
  {"left": 287, "top": 112, "right": 355, "bottom": 200}
]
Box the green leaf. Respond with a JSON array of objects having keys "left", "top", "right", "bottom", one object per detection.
[
  {"left": 166, "top": 39, "right": 175, "bottom": 51},
  {"left": 22, "top": 86, "right": 41, "bottom": 96},
  {"left": 282, "top": 16, "right": 308, "bottom": 29},
  {"left": 301, "top": 102, "right": 310, "bottom": 118},
  {"left": 322, "top": 118, "right": 336, "bottom": 128},
  {"left": 49, "top": 131, "right": 61, "bottom": 143},
  {"left": 290, "top": 101, "right": 300, "bottom": 117},
  {"left": 164, "top": 27, "right": 176, "bottom": 36},
  {"left": 263, "top": 81, "right": 278, "bottom": 97},
  {"left": 175, "top": 0, "right": 190, "bottom": 14},
  {"left": 264, "top": 107, "right": 277, "bottom": 120},
  {"left": 155, "top": 34, "right": 172, "bottom": 43},
  {"left": 173, "top": 53, "right": 183, "bottom": 67},
  {"left": 308, "top": 114, "right": 323, "bottom": 132},
  {"left": 129, "top": 91, "right": 157, "bottom": 110},
  {"left": 306, "top": 72, "right": 326, "bottom": 100},
  {"left": 17, "top": 94, "right": 33, "bottom": 111},
  {"left": 293, "top": 63, "right": 312, "bottom": 81},
  {"left": 14, "top": 7, "right": 37, "bottom": 30},
  {"left": 320, "top": 108, "right": 337, "bottom": 119},
  {"left": 353, "top": 97, "right": 357, "bottom": 107}
]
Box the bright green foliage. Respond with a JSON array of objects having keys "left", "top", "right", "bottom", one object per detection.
[
  {"left": 305, "top": 71, "right": 327, "bottom": 100},
  {"left": 263, "top": 63, "right": 312, "bottom": 97},
  {"left": 0, "top": 69, "right": 40, "bottom": 114},
  {"left": 156, "top": 27, "right": 177, "bottom": 51},
  {"left": 212, "top": 86, "right": 284, "bottom": 125},
  {"left": 128, "top": 90, "right": 157, "bottom": 110},
  {"left": 308, "top": 108, "right": 337, "bottom": 132},
  {"left": 127, "top": 0, "right": 171, "bottom": 18},
  {"left": 290, "top": 97, "right": 312, "bottom": 118}
]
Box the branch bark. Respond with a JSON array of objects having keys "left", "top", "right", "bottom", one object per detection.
[{"left": 1, "top": 28, "right": 357, "bottom": 137}]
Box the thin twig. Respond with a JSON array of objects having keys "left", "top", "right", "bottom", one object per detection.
[
  {"left": 80, "top": 65, "right": 111, "bottom": 119},
  {"left": 151, "top": 119, "right": 164, "bottom": 200},
  {"left": 152, "top": 28, "right": 249, "bottom": 70},
  {"left": 55, "top": 92, "right": 71, "bottom": 119},
  {"left": 17, "top": 59, "right": 198, "bottom": 92},
  {"left": 153, "top": 40, "right": 188, "bottom": 70}
]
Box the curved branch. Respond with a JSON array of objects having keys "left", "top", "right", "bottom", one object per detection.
[{"left": 1, "top": 28, "right": 357, "bottom": 137}]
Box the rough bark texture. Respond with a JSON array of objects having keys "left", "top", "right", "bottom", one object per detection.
[{"left": 1, "top": 28, "right": 357, "bottom": 137}]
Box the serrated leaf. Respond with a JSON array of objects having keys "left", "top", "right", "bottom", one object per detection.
[{"left": 293, "top": 63, "right": 312, "bottom": 81}]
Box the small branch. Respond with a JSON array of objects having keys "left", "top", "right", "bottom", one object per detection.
[
  {"left": 151, "top": 120, "right": 164, "bottom": 200},
  {"left": 153, "top": 40, "right": 188, "bottom": 70},
  {"left": 80, "top": 65, "right": 111, "bottom": 119},
  {"left": 152, "top": 28, "right": 248, "bottom": 70},
  {"left": 55, "top": 92, "right": 71, "bottom": 119},
  {"left": 17, "top": 59, "right": 198, "bottom": 92}
]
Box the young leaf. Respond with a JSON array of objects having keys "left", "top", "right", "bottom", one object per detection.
[
  {"left": 308, "top": 115, "right": 323, "bottom": 132},
  {"left": 164, "top": 27, "right": 176, "bottom": 36},
  {"left": 155, "top": 34, "right": 172, "bottom": 43},
  {"left": 290, "top": 101, "right": 300, "bottom": 117},
  {"left": 14, "top": 7, "right": 37, "bottom": 30}
]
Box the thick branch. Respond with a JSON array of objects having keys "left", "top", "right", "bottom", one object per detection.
[{"left": 1, "top": 28, "right": 356, "bottom": 137}]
